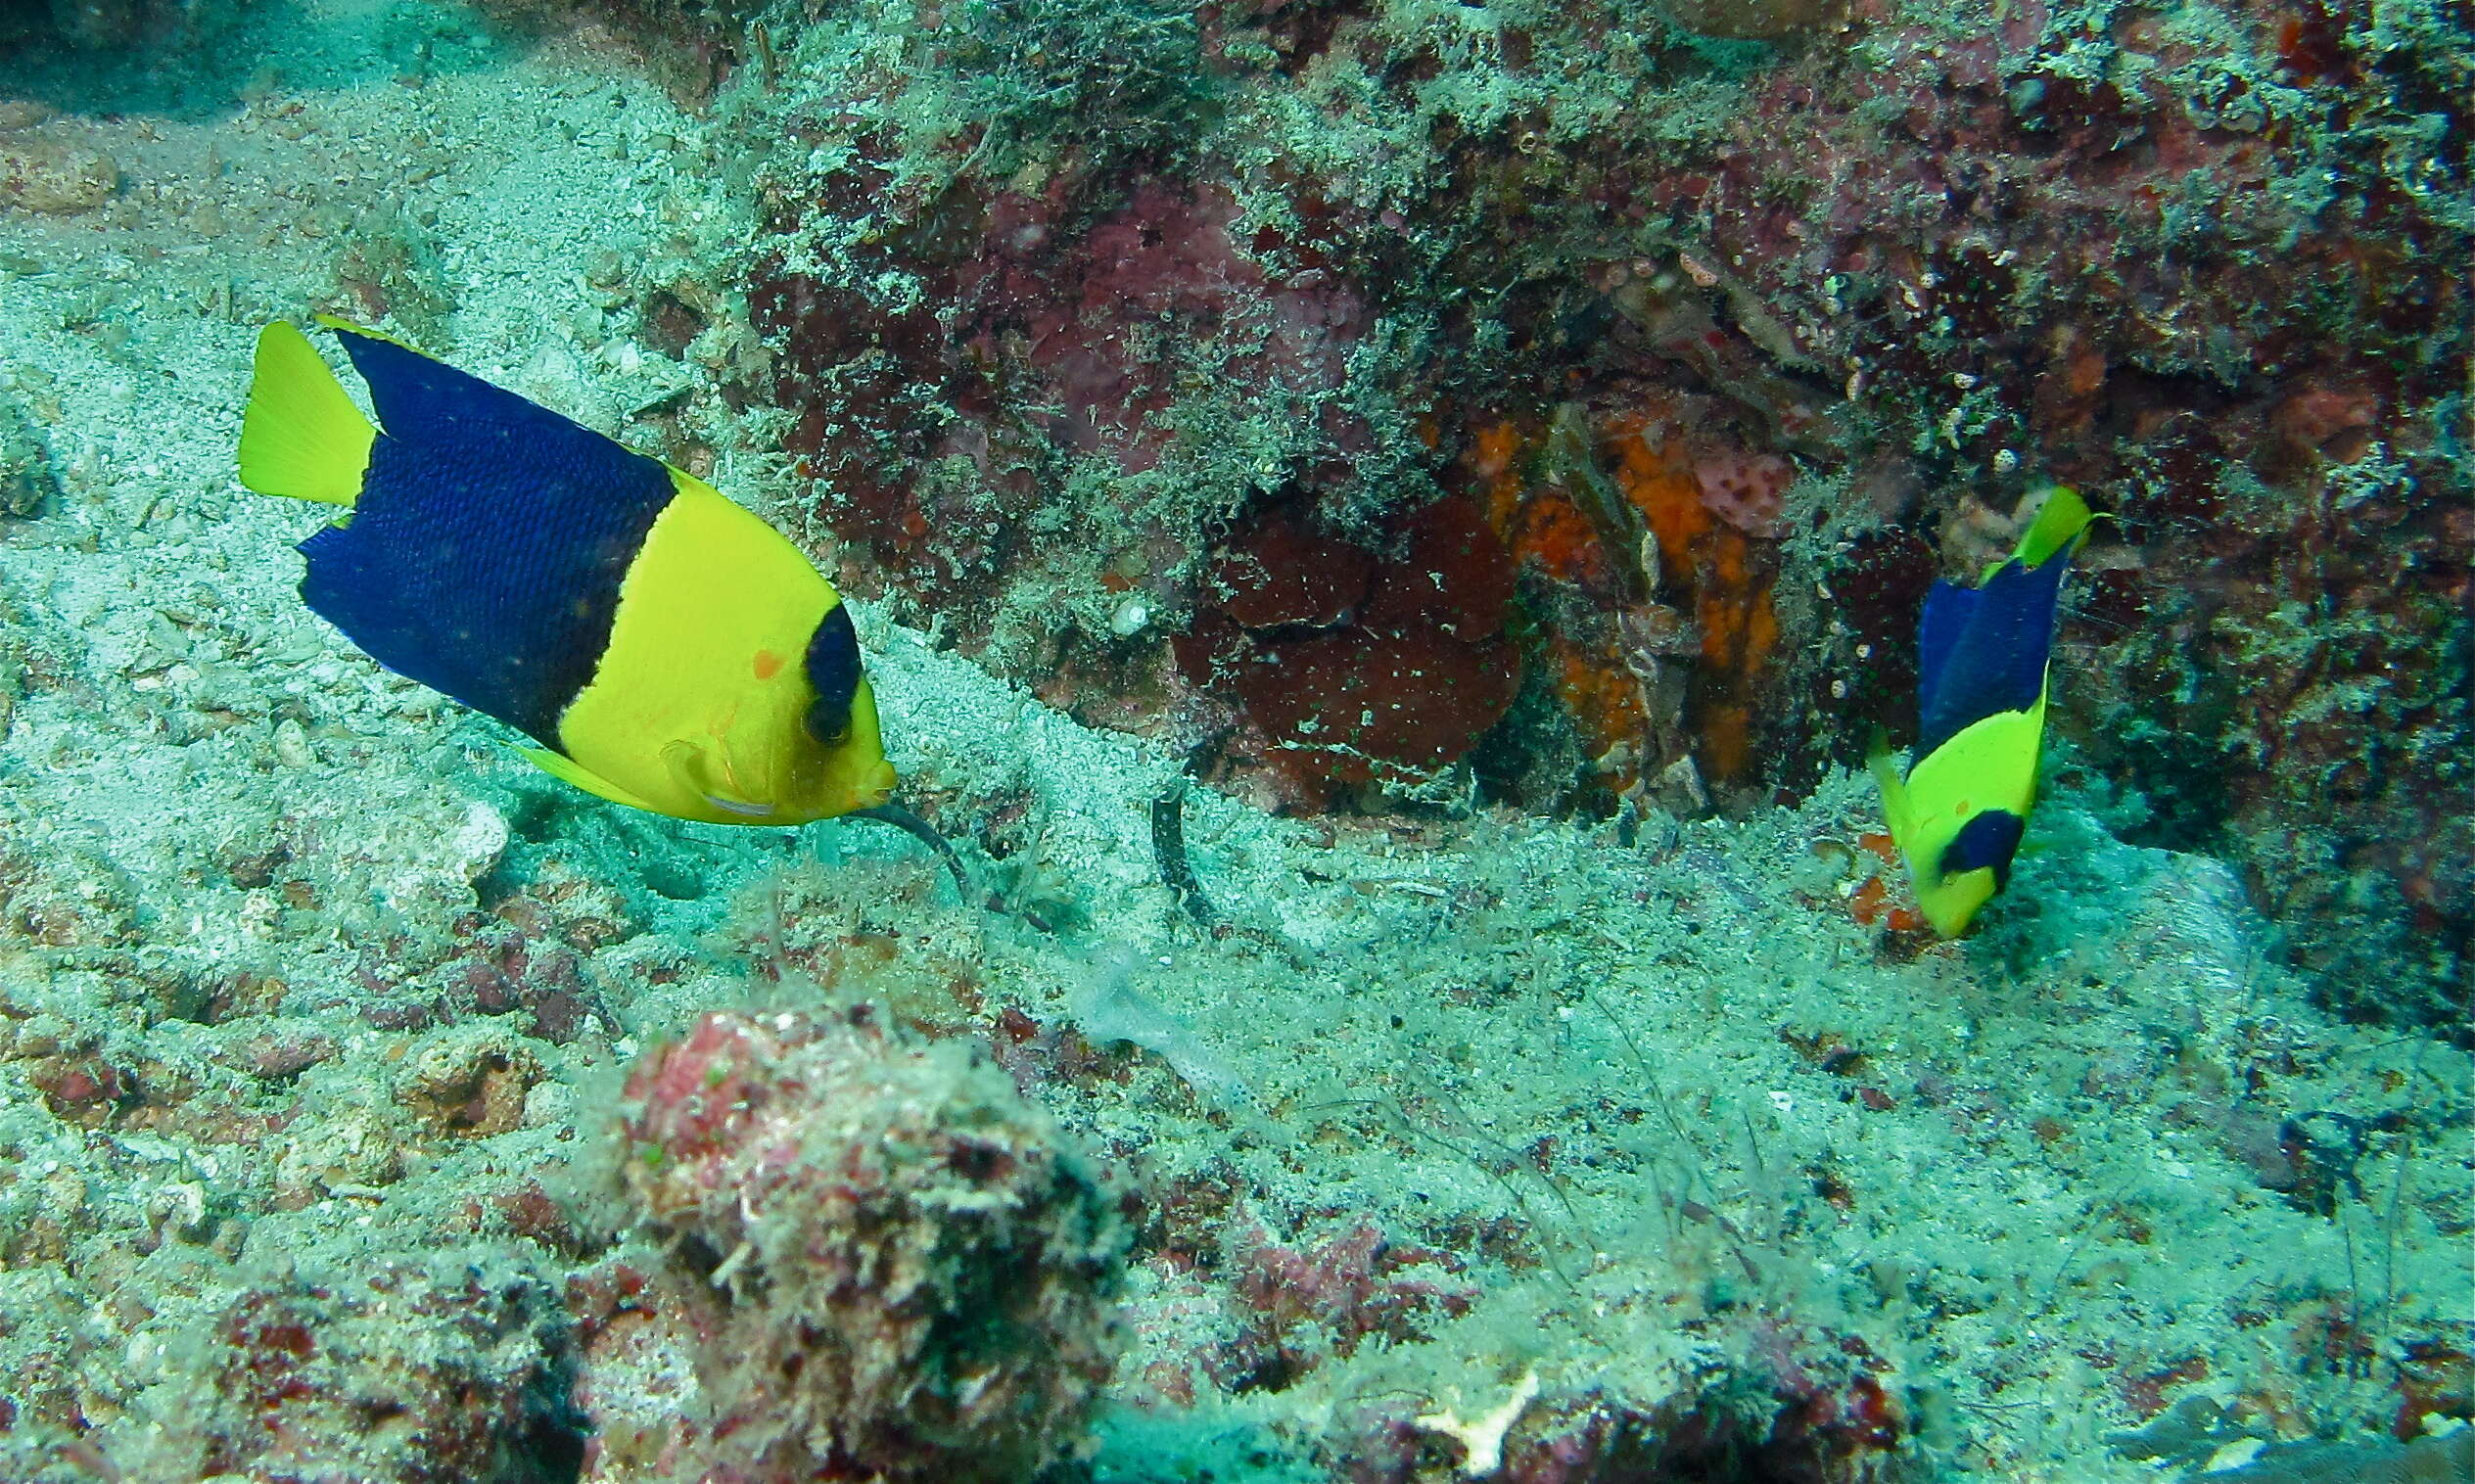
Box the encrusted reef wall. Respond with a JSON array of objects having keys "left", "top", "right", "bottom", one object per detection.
[{"left": 665, "top": 0, "right": 2469, "bottom": 1028}]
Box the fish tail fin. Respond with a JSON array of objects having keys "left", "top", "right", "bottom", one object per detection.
[
  {"left": 2014, "top": 485, "right": 2095, "bottom": 568},
  {"left": 238, "top": 321, "right": 376, "bottom": 507}
]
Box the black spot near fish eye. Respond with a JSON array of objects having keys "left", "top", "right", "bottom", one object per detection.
[
  {"left": 803, "top": 602, "right": 861, "bottom": 747},
  {"left": 806, "top": 696, "right": 851, "bottom": 746}
]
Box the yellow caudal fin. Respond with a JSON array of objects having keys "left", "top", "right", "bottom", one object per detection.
[
  {"left": 237, "top": 321, "right": 375, "bottom": 506},
  {"left": 2014, "top": 485, "right": 2094, "bottom": 569},
  {"left": 1979, "top": 486, "right": 2097, "bottom": 580}
]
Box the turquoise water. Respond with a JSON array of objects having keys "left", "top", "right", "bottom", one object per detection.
[{"left": 0, "top": 1, "right": 2466, "bottom": 1480}]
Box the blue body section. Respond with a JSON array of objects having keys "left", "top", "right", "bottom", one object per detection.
[
  {"left": 1912, "top": 543, "right": 2078, "bottom": 764},
  {"left": 297, "top": 330, "right": 676, "bottom": 745}
]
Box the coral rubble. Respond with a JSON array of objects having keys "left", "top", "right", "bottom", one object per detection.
[{"left": 588, "top": 1007, "right": 1128, "bottom": 1482}]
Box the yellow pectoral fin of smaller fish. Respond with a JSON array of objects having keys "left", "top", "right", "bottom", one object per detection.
[
  {"left": 517, "top": 746, "right": 663, "bottom": 813},
  {"left": 238, "top": 321, "right": 375, "bottom": 506}
]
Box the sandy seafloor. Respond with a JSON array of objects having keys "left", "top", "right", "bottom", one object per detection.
[{"left": 0, "top": 5, "right": 2467, "bottom": 1481}]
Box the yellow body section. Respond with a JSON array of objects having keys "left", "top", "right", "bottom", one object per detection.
[
  {"left": 1871, "top": 699, "right": 2045, "bottom": 939},
  {"left": 537, "top": 468, "right": 897, "bottom": 826}
]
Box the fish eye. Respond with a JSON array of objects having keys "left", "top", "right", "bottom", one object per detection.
[{"left": 803, "top": 602, "right": 861, "bottom": 747}]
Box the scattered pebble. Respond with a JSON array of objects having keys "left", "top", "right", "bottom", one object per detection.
[{"left": 0, "top": 132, "right": 120, "bottom": 214}]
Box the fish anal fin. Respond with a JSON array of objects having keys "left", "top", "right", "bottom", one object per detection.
[
  {"left": 518, "top": 746, "right": 660, "bottom": 813},
  {"left": 238, "top": 321, "right": 375, "bottom": 507}
]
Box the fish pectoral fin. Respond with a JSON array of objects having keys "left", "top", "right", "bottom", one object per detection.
[
  {"left": 1865, "top": 733, "right": 1915, "bottom": 841},
  {"left": 518, "top": 747, "right": 661, "bottom": 813},
  {"left": 1862, "top": 727, "right": 1896, "bottom": 769},
  {"left": 660, "top": 739, "right": 775, "bottom": 819},
  {"left": 238, "top": 321, "right": 376, "bottom": 507}
]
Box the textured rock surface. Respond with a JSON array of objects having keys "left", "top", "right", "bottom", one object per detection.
[
  {"left": 595, "top": 1008, "right": 1128, "bottom": 1482},
  {"left": 718, "top": 0, "right": 2468, "bottom": 1031}
]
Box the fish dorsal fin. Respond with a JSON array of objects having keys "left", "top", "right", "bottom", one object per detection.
[
  {"left": 311, "top": 313, "right": 425, "bottom": 353},
  {"left": 238, "top": 321, "right": 376, "bottom": 506},
  {"left": 323, "top": 321, "right": 615, "bottom": 472}
]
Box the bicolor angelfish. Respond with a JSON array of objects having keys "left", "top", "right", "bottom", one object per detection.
[
  {"left": 1869, "top": 486, "right": 2095, "bottom": 937},
  {"left": 237, "top": 318, "right": 898, "bottom": 827}
]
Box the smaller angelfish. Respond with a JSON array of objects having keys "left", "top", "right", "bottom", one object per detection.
[{"left": 1869, "top": 487, "right": 2095, "bottom": 938}]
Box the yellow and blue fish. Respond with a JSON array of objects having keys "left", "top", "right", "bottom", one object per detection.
[
  {"left": 237, "top": 318, "right": 898, "bottom": 826},
  {"left": 1870, "top": 487, "right": 2095, "bottom": 937}
]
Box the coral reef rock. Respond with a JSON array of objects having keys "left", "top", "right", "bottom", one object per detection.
[{"left": 596, "top": 1007, "right": 1129, "bottom": 1483}]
